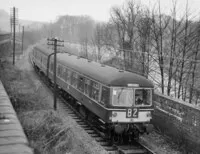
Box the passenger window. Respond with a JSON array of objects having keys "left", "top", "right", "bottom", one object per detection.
[
  {"left": 91, "top": 81, "right": 100, "bottom": 101},
  {"left": 61, "top": 66, "right": 64, "bottom": 78},
  {"left": 64, "top": 68, "right": 70, "bottom": 83},
  {"left": 71, "top": 72, "right": 78, "bottom": 88},
  {"left": 101, "top": 86, "right": 109, "bottom": 104},
  {"left": 67, "top": 70, "right": 71, "bottom": 84},
  {"left": 84, "top": 79, "right": 91, "bottom": 96},
  {"left": 57, "top": 65, "right": 63, "bottom": 77},
  {"left": 78, "top": 76, "right": 84, "bottom": 92}
]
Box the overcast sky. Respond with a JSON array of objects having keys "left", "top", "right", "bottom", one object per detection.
[{"left": 1, "top": 0, "right": 200, "bottom": 22}]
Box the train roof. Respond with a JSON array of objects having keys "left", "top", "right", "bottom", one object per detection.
[
  {"left": 58, "top": 55, "right": 153, "bottom": 88},
  {"left": 34, "top": 45, "right": 154, "bottom": 88}
]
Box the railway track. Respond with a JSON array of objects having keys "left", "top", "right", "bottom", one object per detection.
[
  {"left": 57, "top": 95, "right": 155, "bottom": 154},
  {"left": 30, "top": 56, "right": 156, "bottom": 154}
]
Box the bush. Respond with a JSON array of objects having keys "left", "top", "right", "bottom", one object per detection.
[
  {"left": 0, "top": 62, "right": 73, "bottom": 154},
  {"left": 20, "top": 110, "right": 72, "bottom": 154}
]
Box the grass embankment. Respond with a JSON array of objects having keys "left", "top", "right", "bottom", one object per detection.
[{"left": 0, "top": 62, "right": 72, "bottom": 154}]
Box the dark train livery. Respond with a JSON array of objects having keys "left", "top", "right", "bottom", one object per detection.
[{"left": 30, "top": 45, "right": 154, "bottom": 143}]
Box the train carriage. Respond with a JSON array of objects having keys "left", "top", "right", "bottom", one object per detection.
[{"left": 31, "top": 45, "right": 154, "bottom": 143}]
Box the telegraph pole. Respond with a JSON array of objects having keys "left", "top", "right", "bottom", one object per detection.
[
  {"left": 47, "top": 37, "right": 64, "bottom": 110},
  {"left": 10, "top": 17, "right": 12, "bottom": 35},
  {"left": 21, "top": 26, "right": 24, "bottom": 55},
  {"left": 10, "top": 7, "right": 18, "bottom": 65},
  {"left": 13, "top": 7, "right": 15, "bottom": 65}
]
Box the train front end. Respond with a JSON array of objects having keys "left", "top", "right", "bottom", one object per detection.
[{"left": 107, "top": 84, "right": 154, "bottom": 142}]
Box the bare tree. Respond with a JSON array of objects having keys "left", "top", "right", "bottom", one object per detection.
[
  {"left": 177, "top": 0, "right": 192, "bottom": 99},
  {"left": 110, "top": 0, "right": 141, "bottom": 70},
  {"left": 110, "top": 6, "right": 126, "bottom": 68},
  {"left": 166, "top": 0, "right": 187, "bottom": 96},
  {"left": 167, "top": 0, "right": 177, "bottom": 96},
  {"left": 102, "top": 23, "right": 118, "bottom": 50},
  {"left": 93, "top": 23, "right": 103, "bottom": 62},
  {"left": 150, "top": 1, "right": 170, "bottom": 94},
  {"left": 188, "top": 23, "right": 200, "bottom": 103},
  {"left": 91, "top": 22, "right": 118, "bottom": 62},
  {"left": 137, "top": 8, "right": 152, "bottom": 77},
  {"left": 92, "top": 23, "right": 111, "bottom": 62}
]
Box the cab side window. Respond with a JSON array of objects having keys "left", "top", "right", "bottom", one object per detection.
[{"left": 101, "top": 86, "right": 109, "bottom": 104}]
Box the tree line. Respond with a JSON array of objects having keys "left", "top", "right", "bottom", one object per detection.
[
  {"left": 12, "top": 0, "right": 200, "bottom": 105},
  {"left": 93, "top": 0, "right": 200, "bottom": 105}
]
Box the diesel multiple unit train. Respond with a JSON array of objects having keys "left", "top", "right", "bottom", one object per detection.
[{"left": 30, "top": 45, "right": 154, "bottom": 143}]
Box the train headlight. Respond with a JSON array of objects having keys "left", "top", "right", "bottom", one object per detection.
[
  {"left": 112, "top": 111, "right": 118, "bottom": 117},
  {"left": 146, "top": 112, "right": 151, "bottom": 117}
]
